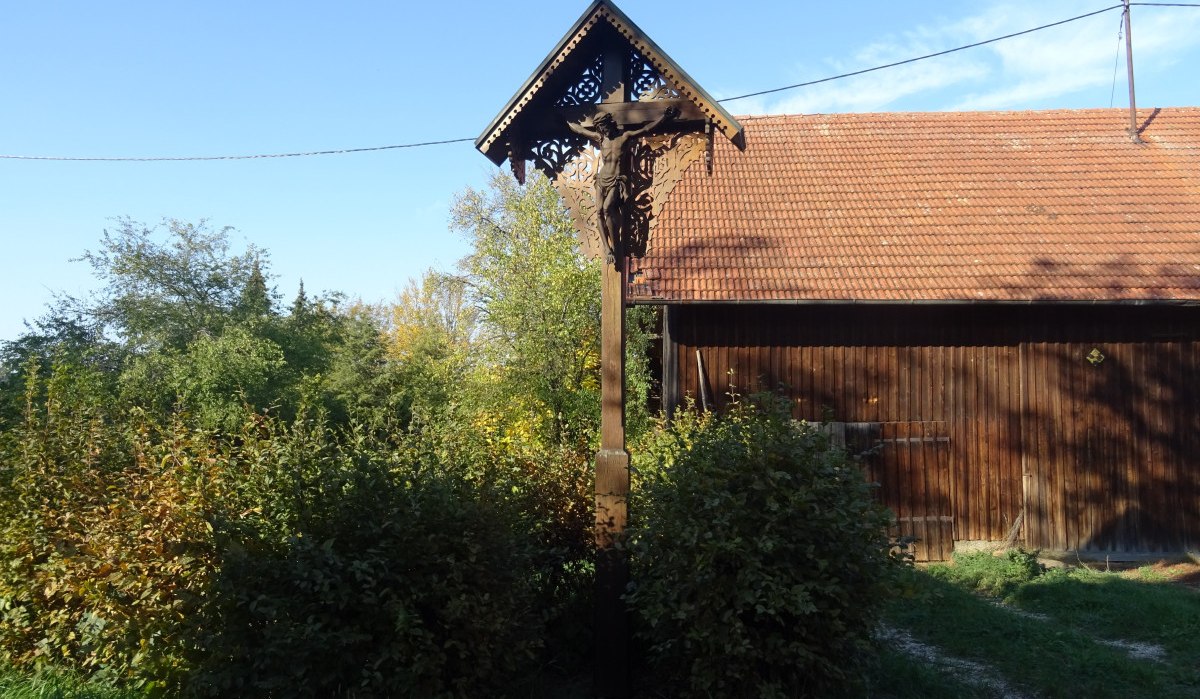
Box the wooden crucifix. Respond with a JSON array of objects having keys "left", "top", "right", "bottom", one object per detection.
[
  {"left": 565, "top": 106, "right": 680, "bottom": 264},
  {"left": 475, "top": 2, "right": 744, "bottom": 695}
]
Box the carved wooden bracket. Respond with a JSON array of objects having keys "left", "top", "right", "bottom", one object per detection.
[{"left": 551, "top": 130, "right": 706, "bottom": 261}]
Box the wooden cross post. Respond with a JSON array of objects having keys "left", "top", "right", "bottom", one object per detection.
[
  {"left": 594, "top": 253, "right": 630, "bottom": 696},
  {"left": 473, "top": 6, "right": 746, "bottom": 697},
  {"left": 594, "top": 46, "right": 633, "bottom": 699}
]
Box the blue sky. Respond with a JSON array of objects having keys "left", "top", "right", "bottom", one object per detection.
[{"left": 2, "top": 0, "right": 1198, "bottom": 341}]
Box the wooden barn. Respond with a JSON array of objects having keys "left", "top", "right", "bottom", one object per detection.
[{"left": 629, "top": 107, "right": 1200, "bottom": 561}]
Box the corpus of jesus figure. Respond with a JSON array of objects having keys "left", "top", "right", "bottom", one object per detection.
[{"left": 566, "top": 106, "right": 680, "bottom": 264}]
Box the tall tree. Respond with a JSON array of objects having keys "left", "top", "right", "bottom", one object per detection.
[
  {"left": 383, "top": 271, "right": 478, "bottom": 424},
  {"left": 77, "top": 218, "right": 261, "bottom": 350},
  {"left": 234, "top": 257, "right": 274, "bottom": 324},
  {"left": 451, "top": 172, "right": 602, "bottom": 447}
]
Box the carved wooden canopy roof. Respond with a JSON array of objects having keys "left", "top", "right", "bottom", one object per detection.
[{"left": 475, "top": 0, "right": 745, "bottom": 169}]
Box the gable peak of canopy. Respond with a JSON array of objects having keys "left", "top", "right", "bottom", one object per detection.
[{"left": 475, "top": 0, "right": 745, "bottom": 167}]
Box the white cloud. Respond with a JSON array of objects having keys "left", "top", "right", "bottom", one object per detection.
[{"left": 743, "top": 1, "right": 1200, "bottom": 114}]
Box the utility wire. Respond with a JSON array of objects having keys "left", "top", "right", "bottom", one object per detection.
[
  {"left": 7, "top": 2, "right": 1199, "bottom": 162},
  {"left": 0, "top": 138, "right": 475, "bottom": 162},
  {"left": 717, "top": 4, "right": 1125, "bottom": 102},
  {"left": 1109, "top": 12, "right": 1126, "bottom": 108}
]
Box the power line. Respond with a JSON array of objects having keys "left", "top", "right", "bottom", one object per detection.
[
  {"left": 1109, "top": 12, "right": 1126, "bottom": 108},
  {"left": 6, "top": 2, "right": 1198, "bottom": 162},
  {"left": 0, "top": 138, "right": 475, "bottom": 162},
  {"left": 717, "top": 4, "right": 1125, "bottom": 102}
]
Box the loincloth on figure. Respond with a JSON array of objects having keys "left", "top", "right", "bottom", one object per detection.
[{"left": 595, "top": 171, "right": 629, "bottom": 202}]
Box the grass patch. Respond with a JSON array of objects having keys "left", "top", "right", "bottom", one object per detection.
[
  {"left": 862, "top": 647, "right": 999, "bottom": 699},
  {"left": 0, "top": 666, "right": 139, "bottom": 699},
  {"left": 1005, "top": 564, "right": 1200, "bottom": 663},
  {"left": 884, "top": 551, "right": 1200, "bottom": 699}
]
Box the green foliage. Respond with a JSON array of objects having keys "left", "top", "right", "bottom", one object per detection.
[
  {"left": 0, "top": 180, "right": 664, "bottom": 694},
  {"left": 0, "top": 363, "right": 594, "bottom": 697},
  {"left": 0, "top": 219, "right": 410, "bottom": 436},
  {"left": 0, "top": 367, "right": 223, "bottom": 691},
  {"left": 173, "top": 327, "right": 288, "bottom": 432},
  {"left": 0, "top": 309, "right": 122, "bottom": 432},
  {"left": 626, "top": 397, "right": 900, "bottom": 698},
  {"left": 623, "top": 305, "right": 659, "bottom": 441},
  {"left": 384, "top": 270, "right": 478, "bottom": 427},
  {"left": 314, "top": 304, "right": 408, "bottom": 431}
]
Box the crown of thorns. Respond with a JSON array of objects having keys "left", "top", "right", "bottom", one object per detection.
[{"left": 593, "top": 113, "right": 617, "bottom": 128}]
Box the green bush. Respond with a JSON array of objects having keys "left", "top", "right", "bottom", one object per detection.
[
  {"left": 626, "top": 398, "right": 899, "bottom": 698},
  {"left": 197, "top": 436, "right": 548, "bottom": 698},
  {"left": 0, "top": 363, "right": 221, "bottom": 692},
  {"left": 402, "top": 415, "right": 598, "bottom": 679}
]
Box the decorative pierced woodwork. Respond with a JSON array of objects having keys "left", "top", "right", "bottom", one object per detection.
[
  {"left": 626, "top": 131, "right": 706, "bottom": 257},
  {"left": 552, "top": 144, "right": 603, "bottom": 259},
  {"left": 476, "top": 1, "right": 745, "bottom": 166},
  {"left": 629, "top": 47, "right": 681, "bottom": 101},
  {"left": 556, "top": 55, "right": 607, "bottom": 107},
  {"left": 550, "top": 130, "right": 706, "bottom": 261},
  {"left": 528, "top": 133, "right": 591, "bottom": 180}
]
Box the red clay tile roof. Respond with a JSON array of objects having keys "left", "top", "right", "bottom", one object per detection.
[{"left": 628, "top": 108, "right": 1200, "bottom": 303}]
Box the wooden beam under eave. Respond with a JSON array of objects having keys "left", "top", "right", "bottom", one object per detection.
[{"left": 524, "top": 100, "right": 711, "bottom": 142}]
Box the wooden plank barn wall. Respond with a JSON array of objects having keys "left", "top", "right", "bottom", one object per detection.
[{"left": 661, "top": 303, "right": 1200, "bottom": 560}]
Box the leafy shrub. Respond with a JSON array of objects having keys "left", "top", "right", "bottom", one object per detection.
[
  {"left": 197, "top": 430, "right": 549, "bottom": 698},
  {"left": 626, "top": 397, "right": 899, "bottom": 698},
  {"left": 402, "top": 414, "right": 598, "bottom": 678},
  {"left": 0, "top": 365, "right": 225, "bottom": 692}
]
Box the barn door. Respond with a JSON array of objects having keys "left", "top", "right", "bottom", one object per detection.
[{"left": 862, "top": 422, "right": 953, "bottom": 561}]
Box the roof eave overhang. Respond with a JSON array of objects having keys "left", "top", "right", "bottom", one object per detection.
[
  {"left": 628, "top": 297, "right": 1200, "bottom": 307},
  {"left": 475, "top": 0, "right": 745, "bottom": 166}
]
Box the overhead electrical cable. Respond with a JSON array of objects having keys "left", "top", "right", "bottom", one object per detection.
[
  {"left": 6, "top": 2, "right": 1198, "bottom": 163},
  {"left": 1109, "top": 13, "right": 1126, "bottom": 107},
  {"left": 716, "top": 4, "right": 1125, "bottom": 102},
  {"left": 0, "top": 138, "right": 475, "bottom": 162}
]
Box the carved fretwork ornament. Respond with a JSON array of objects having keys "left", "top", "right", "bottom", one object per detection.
[
  {"left": 629, "top": 47, "right": 681, "bottom": 102},
  {"left": 556, "top": 54, "right": 608, "bottom": 107},
  {"left": 548, "top": 132, "right": 706, "bottom": 260},
  {"left": 525, "top": 51, "right": 711, "bottom": 262}
]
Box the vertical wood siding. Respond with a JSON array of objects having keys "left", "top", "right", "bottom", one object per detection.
[{"left": 663, "top": 304, "right": 1200, "bottom": 557}]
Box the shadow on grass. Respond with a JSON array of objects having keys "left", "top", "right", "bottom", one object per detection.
[
  {"left": 862, "top": 647, "right": 999, "bottom": 699},
  {"left": 1002, "top": 565, "right": 1200, "bottom": 666},
  {"left": 886, "top": 569, "right": 1199, "bottom": 699}
]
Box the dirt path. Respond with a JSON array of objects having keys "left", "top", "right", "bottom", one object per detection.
[
  {"left": 877, "top": 625, "right": 1031, "bottom": 699},
  {"left": 987, "top": 598, "right": 1168, "bottom": 663}
]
